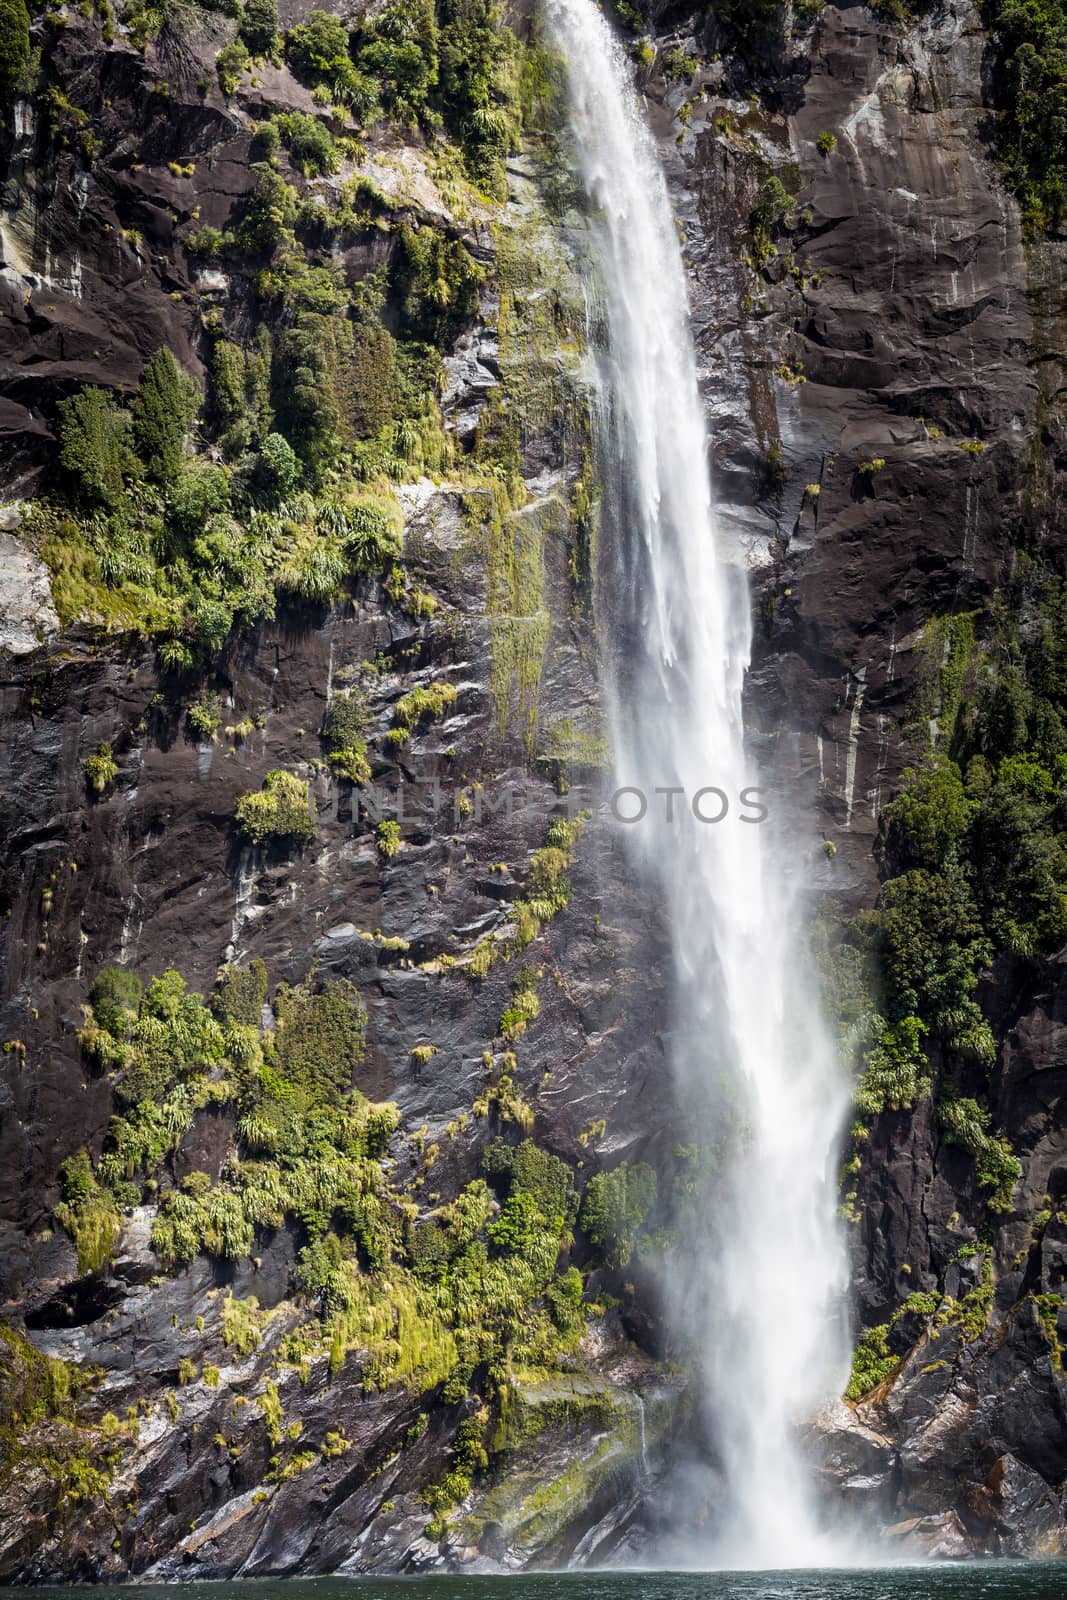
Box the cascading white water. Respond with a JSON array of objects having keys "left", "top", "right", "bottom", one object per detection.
[{"left": 544, "top": 0, "right": 853, "bottom": 1567}]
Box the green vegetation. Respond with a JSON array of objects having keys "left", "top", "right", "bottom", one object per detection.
[
  {"left": 54, "top": 1150, "right": 122, "bottom": 1275},
  {"left": 750, "top": 174, "right": 792, "bottom": 267},
  {"left": 816, "top": 130, "right": 837, "bottom": 157},
  {"left": 272, "top": 974, "right": 367, "bottom": 1102},
  {"left": 223, "top": 1293, "right": 269, "bottom": 1357},
  {"left": 217, "top": 41, "right": 250, "bottom": 97},
  {"left": 579, "top": 1161, "right": 657, "bottom": 1270},
  {"left": 31, "top": 254, "right": 419, "bottom": 648},
  {"left": 132, "top": 349, "right": 199, "bottom": 484},
  {"left": 987, "top": 0, "right": 1067, "bottom": 231},
  {"left": 377, "top": 819, "right": 401, "bottom": 859},
  {"left": 214, "top": 958, "right": 268, "bottom": 1027},
  {"left": 387, "top": 680, "right": 458, "bottom": 747},
  {"left": 0, "top": 1323, "right": 121, "bottom": 1510},
  {"left": 83, "top": 742, "right": 119, "bottom": 794},
  {"left": 481, "top": 483, "right": 553, "bottom": 751},
  {"left": 322, "top": 692, "right": 371, "bottom": 784},
  {"left": 188, "top": 692, "right": 223, "bottom": 741},
  {"left": 236, "top": 769, "right": 317, "bottom": 847},
  {"left": 269, "top": 111, "right": 338, "bottom": 178},
  {"left": 0, "top": 0, "right": 29, "bottom": 112},
  {"left": 283, "top": 1, "right": 522, "bottom": 196},
  {"left": 938, "top": 1094, "right": 1021, "bottom": 1213},
  {"left": 499, "top": 967, "right": 540, "bottom": 1043},
  {"left": 845, "top": 1291, "right": 938, "bottom": 1400},
  {"left": 459, "top": 812, "right": 589, "bottom": 980},
  {"left": 240, "top": 0, "right": 279, "bottom": 56},
  {"left": 821, "top": 568, "right": 1067, "bottom": 1215}
]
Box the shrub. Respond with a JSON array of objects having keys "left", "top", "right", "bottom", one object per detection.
[
  {"left": 236, "top": 769, "right": 317, "bottom": 846},
  {"left": 816, "top": 130, "right": 837, "bottom": 156},
  {"left": 355, "top": 1, "right": 438, "bottom": 116},
  {"left": 395, "top": 224, "right": 483, "bottom": 346},
  {"left": 499, "top": 968, "right": 540, "bottom": 1043},
  {"left": 217, "top": 40, "right": 250, "bottom": 96},
  {"left": 256, "top": 432, "right": 302, "bottom": 498},
  {"left": 235, "top": 164, "right": 299, "bottom": 253},
  {"left": 286, "top": 10, "right": 356, "bottom": 91},
  {"left": 335, "top": 499, "right": 403, "bottom": 570},
  {"left": 323, "top": 693, "right": 371, "bottom": 784},
  {"left": 939, "top": 1094, "right": 1021, "bottom": 1213},
  {"left": 132, "top": 349, "right": 200, "bottom": 484},
  {"left": 213, "top": 959, "right": 268, "bottom": 1027},
  {"left": 348, "top": 324, "right": 399, "bottom": 438},
  {"left": 187, "top": 692, "right": 223, "bottom": 741},
  {"left": 221, "top": 1293, "right": 266, "bottom": 1357},
  {"left": 84, "top": 742, "right": 119, "bottom": 794},
  {"left": 54, "top": 1150, "right": 121, "bottom": 1276},
  {"left": 579, "top": 1161, "right": 657, "bottom": 1269},
  {"left": 88, "top": 966, "right": 143, "bottom": 1037},
  {"left": 0, "top": 0, "right": 29, "bottom": 110},
  {"left": 845, "top": 1319, "right": 894, "bottom": 1401},
  {"left": 272, "top": 976, "right": 367, "bottom": 1100},
  {"left": 377, "top": 819, "right": 401, "bottom": 859},
  {"left": 854, "top": 1016, "right": 929, "bottom": 1116},
  {"left": 391, "top": 681, "right": 457, "bottom": 736},
  {"left": 240, "top": 0, "right": 278, "bottom": 56},
  {"left": 435, "top": 0, "right": 521, "bottom": 194},
  {"left": 56, "top": 388, "right": 135, "bottom": 508},
  {"left": 877, "top": 757, "right": 976, "bottom": 874},
  {"left": 273, "top": 111, "right": 339, "bottom": 177}
]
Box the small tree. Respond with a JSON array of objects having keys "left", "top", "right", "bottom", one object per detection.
[
  {"left": 240, "top": 0, "right": 279, "bottom": 56},
  {"left": 56, "top": 387, "right": 134, "bottom": 508},
  {"left": 132, "top": 348, "right": 199, "bottom": 483}
]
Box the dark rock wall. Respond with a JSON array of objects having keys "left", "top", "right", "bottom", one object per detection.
[{"left": 1, "top": 0, "right": 1066, "bottom": 1574}]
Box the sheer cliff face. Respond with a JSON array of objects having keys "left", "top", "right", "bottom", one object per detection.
[{"left": 1, "top": 0, "right": 1066, "bottom": 1577}]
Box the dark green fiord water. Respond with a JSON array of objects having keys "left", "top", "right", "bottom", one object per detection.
[{"left": 28, "top": 1571, "right": 1067, "bottom": 1600}]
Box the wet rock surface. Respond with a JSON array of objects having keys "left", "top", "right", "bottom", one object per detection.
[{"left": 1, "top": 0, "right": 1067, "bottom": 1576}]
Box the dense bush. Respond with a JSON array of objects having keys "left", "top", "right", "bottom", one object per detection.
[
  {"left": 435, "top": 0, "right": 521, "bottom": 194},
  {"left": 354, "top": 0, "right": 439, "bottom": 118},
  {"left": 235, "top": 769, "right": 317, "bottom": 847},
  {"left": 0, "top": 0, "right": 29, "bottom": 111},
  {"left": 579, "top": 1161, "right": 657, "bottom": 1269},
  {"left": 395, "top": 224, "right": 483, "bottom": 346},
  {"left": 240, "top": 0, "right": 278, "bottom": 56},
  {"left": 56, "top": 389, "right": 136, "bottom": 509},
  {"left": 131, "top": 349, "right": 200, "bottom": 484},
  {"left": 213, "top": 959, "right": 268, "bottom": 1027},
  {"left": 826, "top": 572, "right": 1067, "bottom": 1214},
  {"left": 272, "top": 976, "right": 367, "bottom": 1103},
  {"left": 271, "top": 111, "right": 339, "bottom": 177},
  {"left": 286, "top": 9, "right": 374, "bottom": 113},
  {"left": 284, "top": 1, "right": 521, "bottom": 190},
  {"left": 216, "top": 40, "right": 250, "bottom": 97},
  {"left": 88, "top": 966, "right": 143, "bottom": 1038},
  {"left": 988, "top": 0, "right": 1067, "bottom": 231},
  {"left": 322, "top": 692, "right": 371, "bottom": 783}
]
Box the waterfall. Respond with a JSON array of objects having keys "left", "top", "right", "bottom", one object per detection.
[{"left": 545, "top": 0, "right": 852, "bottom": 1567}]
